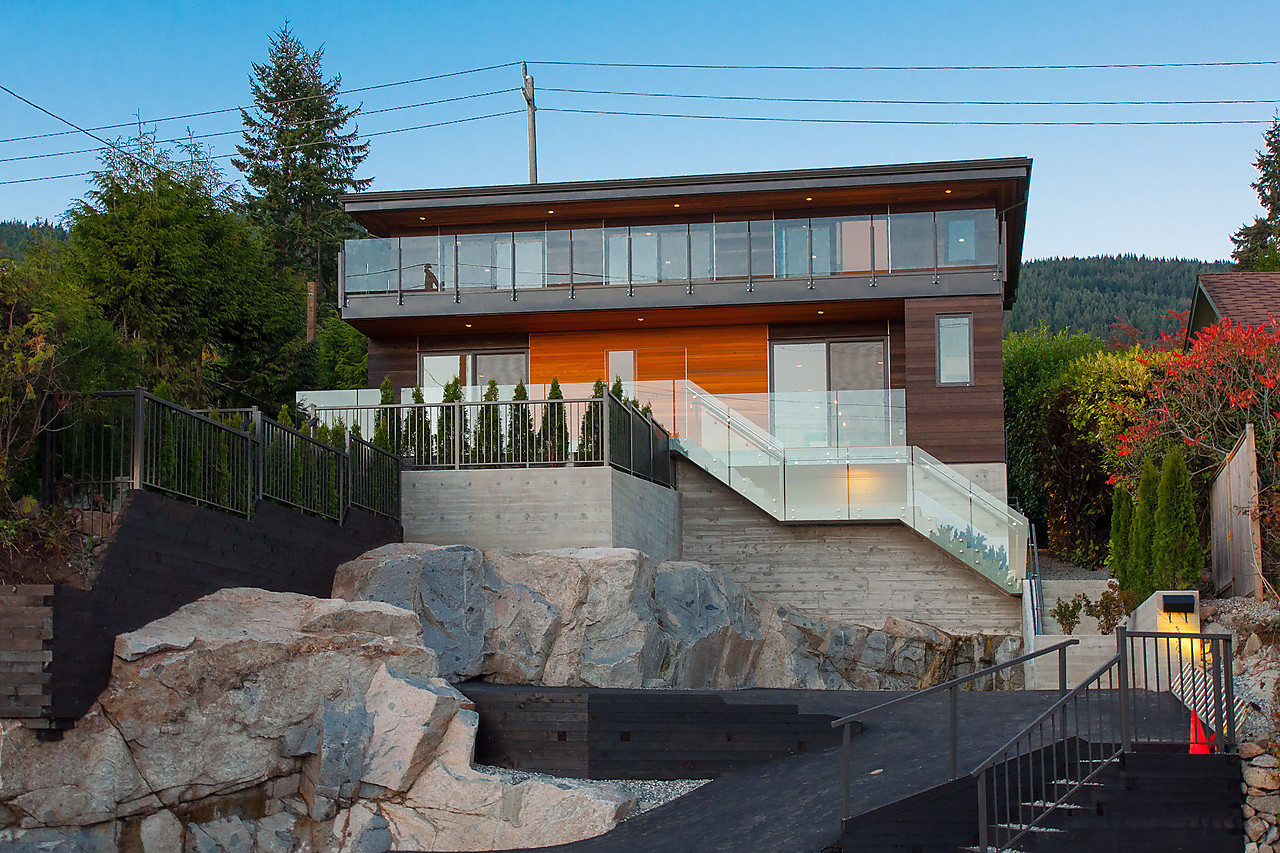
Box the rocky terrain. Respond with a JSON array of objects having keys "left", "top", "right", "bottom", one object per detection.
[
  {"left": 0, "top": 545, "right": 1026, "bottom": 852},
  {"left": 333, "top": 544, "right": 1025, "bottom": 692},
  {"left": 0, "top": 589, "right": 633, "bottom": 852}
]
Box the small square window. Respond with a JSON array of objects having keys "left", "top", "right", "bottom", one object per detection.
[{"left": 936, "top": 315, "right": 973, "bottom": 386}]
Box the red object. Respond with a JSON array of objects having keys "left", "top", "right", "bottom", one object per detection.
[{"left": 1190, "top": 714, "right": 1216, "bottom": 754}]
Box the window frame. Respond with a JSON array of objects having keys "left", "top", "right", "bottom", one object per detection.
[{"left": 934, "top": 313, "right": 974, "bottom": 387}]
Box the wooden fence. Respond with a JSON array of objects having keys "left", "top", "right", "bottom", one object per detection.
[{"left": 1210, "top": 424, "right": 1263, "bottom": 597}]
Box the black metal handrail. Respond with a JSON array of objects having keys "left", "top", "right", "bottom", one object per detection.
[
  {"left": 968, "top": 626, "right": 1237, "bottom": 852},
  {"left": 831, "top": 638, "right": 1079, "bottom": 821},
  {"left": 44, "top": 388, "right": 401, "bottom": 524}
]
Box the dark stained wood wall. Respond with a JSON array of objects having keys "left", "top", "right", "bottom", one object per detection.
[
  {"left": 12, "top": 491, "right": 402, "bottom": 725},
  {"left": 903, "top": 295, "right": 1005, "bottom": 464},
  {"left": 367, "top": 337, "right": 417, "bottom": 390}
]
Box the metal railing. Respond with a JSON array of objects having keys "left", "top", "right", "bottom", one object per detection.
[
  {"left": 308, "top": 392, "right": 673, "bottom": 488},
  {"left": 831, "top": 639, "right": 1079, "bottom": 822},
  {"left": 44, "top": 388, "right": 400, "bottom": 524},
  {"left": 969, "top": 627, "right": 1236, "bottom": 852}
]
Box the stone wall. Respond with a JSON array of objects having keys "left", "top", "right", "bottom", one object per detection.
[
  {"left": 401, "top": 467, "right": 680, "bottom": 562},
  {"left": 675, "top": 458, "right": 1022, "bottom": 635},
  {"left": 1242, "top": 742, "right": 1280, "bottom": 851}
]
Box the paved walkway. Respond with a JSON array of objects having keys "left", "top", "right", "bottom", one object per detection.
[{"left": 449, "top": 689, "right": 1074, "bottom": 853}]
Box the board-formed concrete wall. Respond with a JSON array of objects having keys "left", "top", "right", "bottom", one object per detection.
[
  {"left": 675, "top": 457, "right": 1021, "bottom": 635},
  {"left": 401, "top": 467, "right": 680, "bottom": 562}
]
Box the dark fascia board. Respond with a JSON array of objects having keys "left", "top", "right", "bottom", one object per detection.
[
  {"left": 1184, "top": 277, "right": 1222, "bottom": 350},
  {"left": 341, "top": 157, "right": 1032, "bottom": 213}
]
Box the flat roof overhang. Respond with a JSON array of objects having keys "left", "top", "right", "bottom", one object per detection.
[{"left": 343, "top": 158, "right": 1032, "bottom": 306}]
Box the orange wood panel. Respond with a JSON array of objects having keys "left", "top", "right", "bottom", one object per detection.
[{"left": 529, "top": 325, "right": 769, "bottom": 396}]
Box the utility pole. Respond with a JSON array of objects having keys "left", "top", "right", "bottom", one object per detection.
[{"left": 522, "top": 62, "right": 537, "bottom": 184}]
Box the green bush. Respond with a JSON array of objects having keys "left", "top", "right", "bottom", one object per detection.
[
  {"left": 1050, "top": 594, "right": 1086, "bottom": 635},
  {"left": 1107, "top": 485, "right": 1134, "bottom": 585},
  {"left": 1126, "top": 458, "right": 1161, "bottom": 601},
  {"left": 540, "top": 377, "right": 569, "bottom": 462},
  {"left": 1152, "top": 446, "right": 1202, "bottom": 590},
  {"left": 507, "top": 381, "right": 536, "bottom": 464},
  {"left": 576, "top": 378, "right": 606, "bottom": 463},
  {"left": 474, "top": 379, "right": 504, "bottom": 463}
]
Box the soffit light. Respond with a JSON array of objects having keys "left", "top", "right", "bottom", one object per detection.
[
  {"left": 817, "top": 310, "right": 825, "bottom": 315},
  {"left": 806, "top": 197, "right": 813, "bottom": 202},
  {"left": 945, "top": 189, "right": 952, "bottom": 194}
]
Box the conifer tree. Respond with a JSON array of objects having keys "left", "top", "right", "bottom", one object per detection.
[
  {"left": 475, "top": 379, "right": 504, "bottom": 463},
  {"left": 1127, "top": 458, "right": 1160, "bottom": 601},
  {"left": 1152, "top": 446, "right": 1202, "bottom": 590},
  {"left": 540, "top": 377, "right": 569, "bottom": 462},
  {"left": 1233, "top": 118, "right": 1280, "bottom": 271},
  {"left": 577, "top": 378, "right": 606, "bottom": 462},
  {"left": 233, "top": 24, "right": 371, "bottom": 305},
  {"left": 507, "top": 380, "right": 536, "bottom": 464},
  {"left": 1107, "top": 485, "right": 1134, "bottom": 586}
]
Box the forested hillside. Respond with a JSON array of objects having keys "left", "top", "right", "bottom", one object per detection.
[
  {"left": 0, "top": 220, "right": 68, "bottom": 261},
  {"left": 1006, "top": 255, "right": 1232, "bottom": 340}
]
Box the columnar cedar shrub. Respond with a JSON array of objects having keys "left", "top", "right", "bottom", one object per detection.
[
  {"left": 1127, "top": 459, "right": 1160, "bottom": 602},
  {"left": 1115, "top": 318, "right": 1280, "bottom": 579},
  {"left": 540, "top": 377, "right": 569, "bottom": 462},
  {"left": 1108, "top": 485, "right": 1134, "bottom": 586},
  {"left": 507, "top": 381, "right": 535, "bottom": 464},
  {"left": 475, "top": 379, "right": 504, "bottom": 463},
  {"left": 1152, "top": 446, "right": 1201, "bottom": 590},
  {"left": 435, "top": 377, "right": 465, "bottom": 465},
  {"left": 373, "top": 376, "right": 394, "bottom": 452},
  {"left": 577, "top": 378, "right": 606, "bottom": 463}
]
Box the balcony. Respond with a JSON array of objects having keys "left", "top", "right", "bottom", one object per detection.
[{"left": 339, "top": 209, "right": 1003, "bottom": 321}]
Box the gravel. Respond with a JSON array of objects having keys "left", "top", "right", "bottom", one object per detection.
[
  {"left": 473, "top": 764, "right": 710, "bottom": 818},
  {"left": 1035, "top": 552, "right": 1110, "bottom": 581}
]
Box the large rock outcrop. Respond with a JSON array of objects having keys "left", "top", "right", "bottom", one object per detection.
[
  {"left": 334, "top": 544, "right": 1023, "bottom": 691},
  {"left": 0, "top": 588, "right": 635, "bottom": 851}
]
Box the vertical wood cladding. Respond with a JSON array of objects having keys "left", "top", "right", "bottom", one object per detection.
[
  {"left": 18, "top": 492, "right": 402, "bottom": 724},
  {"left": 530, "top": 325, "right": 769, "bottom": 395},
  {"left": 367, "top": 338, "right": 418, "bottom": 389},
  {"left": 903, "top": 295, "right": 1005, "bottom": 464}
]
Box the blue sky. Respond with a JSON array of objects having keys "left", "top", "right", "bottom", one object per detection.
[{"left": 1, "top": 0, "right": 1277, "bottom": 261}]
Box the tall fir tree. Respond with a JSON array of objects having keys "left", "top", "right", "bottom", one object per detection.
[
  {"left": 233, "top": 24, "right": 371, "bottom": 307},
  {"left": 1152, "top": 446, "right": 1202, "bottom": 590},
  {"left": 1127, "top": 458, "right": 1161, "bottom": 601},
  {"left": 1232, "top": 117, "right": 1280, "bottom": 271}
]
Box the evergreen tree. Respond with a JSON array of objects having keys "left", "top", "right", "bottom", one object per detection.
[
  {"left": 475, "top": 379, "right": 504, "bottom": 463},
  {"left": 1127, "top": 459, "right": 1161, "bottom": 601},
  {"left": 435, "top": 376, "right": 465, "bottom": 465},
  {"left": 233, "top": 24, "right": 371, "bottom": 306},
  {"left": 1233, "top": 118, "right": 1280, "bottom": 270},
  {"left": 373, "top": 376, "right": 394, "bottom": 451},
  {"left": 407, "top": 386, "right": 430, "bottom": 465},
  {"left": 507, "top": 380, "right": 536, "bottom": 464},
  {"left": 1152, "top": 446, "right": 1202, "bottom": 590},
  {"left": 577, "top": 378, "right": 606, "bottom": 463},
  {"left": 1107, "top": 485, "right": 1134, "bottom": 586},
  {"left": 540, "top": 377, "right": 569, "bottom": 462}
]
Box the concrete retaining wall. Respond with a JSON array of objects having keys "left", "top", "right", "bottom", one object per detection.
[
  {"left": 675, "top": 457, "right": 1021, "bottom": 635},
  {"left": 401, "top": 467, "right": 681, "bottom": 562}
]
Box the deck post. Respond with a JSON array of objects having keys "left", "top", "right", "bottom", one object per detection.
[
  {"left": 1058, "top": 644, "right": 1068, "bottom": 695},
  {"left": 949, "top": 685, "right": 958, "bottom": 779},
  {"left": 842, "top": 722, "right": 851, "bottom": 822},
  {"left": 977, "top": 768, "right": 989, "bottom": 852},
  {"left": 1116, "top": 627, "right": 1131, "bottom": 752},
  {"left": 130, "top": 387, "right": 145, "bottom": 490}
]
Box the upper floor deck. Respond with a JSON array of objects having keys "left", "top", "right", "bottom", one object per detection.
[{"left": 338, "top": 159, "right": 1030, "bottom": 333}]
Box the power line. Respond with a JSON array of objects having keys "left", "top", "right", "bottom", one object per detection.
[
  {"left": 0, "top": 61, "right": 520, "bottom": 145},
  {"left": 543, "top": 86, "right": 1280, "bottom": 108},
  {"left": 0, "top": 110, "right": 525, "bottom": 186},
  {"left": 543, "top": 106, "right": 1273, "bottom": 127},
  {"left": 533, "top": 59, "right": 1280, "bottom": 71},
  {"left": 0, "top": 88, "right": 518, "bottom": 164}
]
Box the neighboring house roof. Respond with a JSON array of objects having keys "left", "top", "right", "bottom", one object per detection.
[{"left": 1186, "top": 272, "right": 1280, "bottom": 347}]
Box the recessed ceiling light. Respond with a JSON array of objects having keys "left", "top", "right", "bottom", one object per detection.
[
  {"left": 637, "top": 317, "right": 645, "bottom": 322},
  {"left": 548, "top": 209, "right": 555, "bottom": 214},
  {"left": 806, "top": 197, "right": 813, "bottom": 201},
  {"left": 419, "top": 216, "right": 426, "bottom": 220},
  {"left": 465, "top": 323, "right": 472, "bottom": 328},
  {"left": 817, "top": 310, "right": 825, "bottom": 315},
  {"left": 674, "top": 203, "right": 681, "bottom": 208},
  {"left": 945, "top": 189, "right": 952, "bottom": 194}
]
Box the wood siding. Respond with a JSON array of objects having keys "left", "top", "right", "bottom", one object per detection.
[
  {"left": 367, "top": 337, "right": 417, "bottom": 389},
  {"left": 903, "top": 295, "right": 1005, "bottom": 464},
  {"left": 530, "top": 325, "right": 769, "bottom": 395}
]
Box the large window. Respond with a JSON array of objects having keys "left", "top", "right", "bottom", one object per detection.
[
  {"left": 936, "top": 314, "right": 973, "bottom": 386},
  {"left": 419, "top": 350, "right": 529, "bottom": 401}
]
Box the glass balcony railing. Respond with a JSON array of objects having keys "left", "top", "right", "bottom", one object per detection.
[
  {"left": 661, "top": 380, "right": 1027, "bottom": 592},
  {"left": 340, "top": 209, "right": 999, "bottom": 299}
]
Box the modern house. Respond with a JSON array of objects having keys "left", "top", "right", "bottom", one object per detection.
[
  {"left": 317, "top": 158, "right": 1034, "bottom": 636},
  {"left": 1186, "top": 270, "right": 1280, "bottom": 346}
]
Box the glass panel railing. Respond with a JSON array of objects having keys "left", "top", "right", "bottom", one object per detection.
[
  {"left": 782, "top": 455, "right": 850, "bottom": 522},
  {"left": 344, "top": 211, "right": 998, "bottom": 296},
  {"left": 728, "top": 417, "right": 785, "bottom": 519},
  {"left": 344, "top": 238, "right": 398, "bottom": 294},
  {"left": 694, "top": 390, "right": 905, "bottom": 449}
]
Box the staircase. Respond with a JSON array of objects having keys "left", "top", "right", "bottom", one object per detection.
[{"left": 652, "top": 380, "right": 1030, "bottom": 593}]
